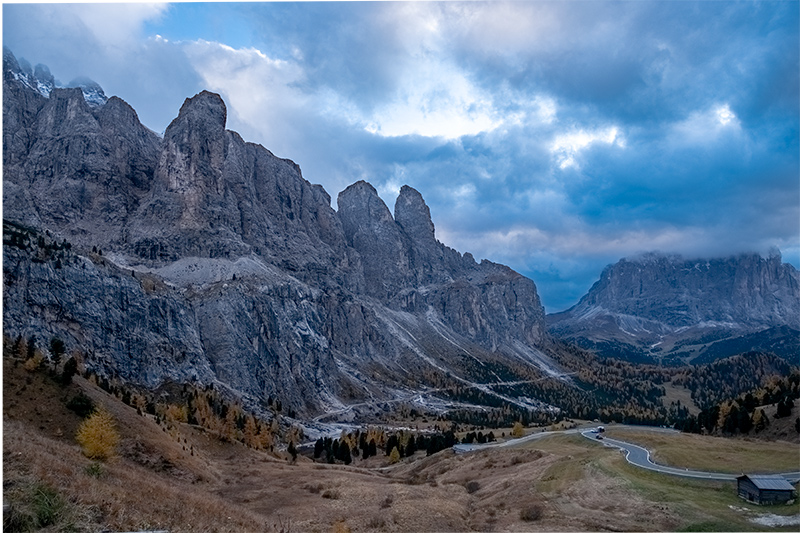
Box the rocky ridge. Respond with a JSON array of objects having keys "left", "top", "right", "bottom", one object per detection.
[
  {"left": 3, "top": 47, "right": 107, "bottom": 106},
  {"left": 3, "top": 49, "right": 551, "bottom": 418},
  {"left": 547, "top": 252, "right": 800, "bottom": 364}
]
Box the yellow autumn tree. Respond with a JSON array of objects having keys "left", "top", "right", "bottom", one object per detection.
[
  {"left": 222, "top": 404, "right": 242, "bottom": 442},
  {"left": 23, "top": 350, "right": 44, "bottom": 372},
  {"left": 244, "top": 415, "right": 259, "bottom": 448},
  {"left": 165, "top": 404, "right": 188, "bottom": 424},
  {"left": 257, "top": 423, "right": 274, "bottom": 451},
  {"left": 76, "top": 407, "right": 120, "bottom": 460},
  {"left": 388, "top": 446, "right": 401, "bottom": 464},
  {"left": 511, "top": 421, "right": 525, "bottom": 438}
]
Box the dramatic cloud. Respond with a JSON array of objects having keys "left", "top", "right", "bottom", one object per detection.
[{"left": 4, "top": 1, "right": 798, "bottom": 311}]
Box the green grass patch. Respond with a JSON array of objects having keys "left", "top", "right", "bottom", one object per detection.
[
  {"left": 680, "top": 520, "right": 740, "bottom": 532},
  {"left": 4, "top": 482, "right": 77, "bottom": 532},
  {"left": 604, "top": 429, "right": 800, "bottom": 473},
  {"left": 608, "top": 455, "right": 799, "bottom": 531},
  {"left": 524, "top": 431, "right": 799, "bottom": 532}
]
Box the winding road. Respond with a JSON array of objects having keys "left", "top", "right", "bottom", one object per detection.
[
  {"left": 455, "top": 425, "right": 800, "bottom": 483},
  {"left": 579, "top": 430, "right": 799, "bottom": 483},
  {"left": 311, "top": 375, "right": 573, "bottom": 423}
]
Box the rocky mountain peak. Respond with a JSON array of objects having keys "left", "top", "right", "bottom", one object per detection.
[
  {"left": 152, "top": 91, "right": 228, "bottom": 230},
  {"left": 394, "top": 185, "right": 436, "bottom": 246},
  {"left": 96, "top": 96, "right": 145, "bottom": 130},
  {"left": 37, "top": 87, "right": 97, "bottom": 135},
  {"left": 4, "top": 47, "right": 56, "bottom": 98},
  {"left": 548, "top": 251, "right": 800, "bottom": 364},
  {"left": 5, "top": 59, "right": 554, "bottom": 416},
  {"left": 169, "top": 90, "right": 227, "bottom": 136},
  {"left": 2, "top": 46, "right": 17, "bottom": 69},
  {"left": 66, "top": 77, "right": 107, "bottom": 107},
  {"left": 3, "top": 47, "right": 103, "bottom": 105},
  {"left": 337, "top": 181, "right": 393, "bottom": 227},
  {"left": 337, "top": 180, "right": 410, "bottom": 300}
]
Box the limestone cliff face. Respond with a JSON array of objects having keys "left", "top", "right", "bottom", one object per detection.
[
  {"left": 338, "top": 181, "right": 545, "bottom": 350},
  {"left": 3, "top": 49, "right": 549, "bottom": 415},
  {"left": 548, "top": 252, "right": 800, "bottom": 363},
  {"left": 3, "top": 82, "right": 160, "bottom": 247}
]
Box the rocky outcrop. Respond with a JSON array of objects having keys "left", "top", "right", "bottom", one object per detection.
[
  {"left": 3, "top": 49, "right": 551, "bottom": 416},
  {"left": 548, "top": 252, "right": 800, "bottom": 363},
  {"left": 338, "top": 181, "right": 545, "bottom": 349},
  {"left": 5, "top": 86, "right": 160, "bottom": 246}
]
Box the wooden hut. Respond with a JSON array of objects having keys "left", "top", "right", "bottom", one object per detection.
[{"left": 737, "top": 475, "right": 797, "bottom": 505}]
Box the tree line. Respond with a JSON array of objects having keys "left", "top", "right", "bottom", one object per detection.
[
  {"left": 675, "top": 370, "right": 799, "bottom": 436},
  {"left": 312, "top": 428, "right": 459, "bottom": 464}
]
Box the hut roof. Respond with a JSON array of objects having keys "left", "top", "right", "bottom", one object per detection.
[{"left": 738, "top": 475, "right": 796, "bottom": 491}]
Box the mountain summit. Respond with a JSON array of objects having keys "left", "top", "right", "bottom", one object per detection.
[
  {"left": 547, "top": 252, "right": 800, "bottom": 364},
  {"left": 3, "top": 47, "right": 107, "bottom": 105},
  {"left": 3, "top": 49, "right": 555, "bottom": 418}
]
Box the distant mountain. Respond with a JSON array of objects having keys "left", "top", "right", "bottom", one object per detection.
[
  {"left": 3, "top": 49, "right": 559, "bottom": 419},
  {"left": 547, "top": 252, "right": 800, "bottom": 364},
  {"left": 3, "top": 46, "right": 107, "bottom": 106}
]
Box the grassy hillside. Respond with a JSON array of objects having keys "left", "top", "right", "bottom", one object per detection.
[
  {"left": 4, "top": 352, "right": 799, "bottom": 532},
  {"left": 602, "top": 427, "right": 799, "bottom": 473}
]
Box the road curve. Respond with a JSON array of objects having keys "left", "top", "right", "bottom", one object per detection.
[
  {"left": 580, "top": 430, "right": 800, "bottom": 483},
  {"left": 454, "top": 425, "right": 800, "bottom": 483}
]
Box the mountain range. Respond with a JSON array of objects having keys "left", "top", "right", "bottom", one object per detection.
[
  {"left": 3, "top": 48, "right": 798, "bottom": 421},
  {"left": 547, "top": 252, "right": 800, "bottom": 364},
  {"left": 3, "top": 48, "right": 555, "bottom": 419}
]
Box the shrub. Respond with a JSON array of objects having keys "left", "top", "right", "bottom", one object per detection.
[
  {"left": 331, "top": 520, "right": 351, "bottom": 533},
  {"left": 23, "top": 352, "right": 44, "bottom": 372},
  {"left": 465, "top": 480, "right": 480, "bottom": 494},
  {"left": 5, "top": 483, "right": 71, "bottom": 530},
  {"left": 380, "top": 495, "right": 393, "bottom": 509},
  {"left": 75, "top": 407, "right": 120, "bottom": 460},
  {"left": 520, "top": 504, "right": 542, "bottom": 522},
  {"left": 66, "top": 392, "right": 95, "bottom": 418},
  {"left": 60, "top": 357, "right": 78, "bottom": 385},
  {"left": 307, "top": 483, "right": 324, "bottom": 494},
  {"left": 49, "top": 337, "right": 65, "bottom": 367},
  {"left": 84, "top": 462, "right": 104, "bottom": 478},
  {"left": 33, "top": 484, "right": 69, "bottom": 527},
  {"left": 164, "top": 403, "right": 188, "bottom": 424}
]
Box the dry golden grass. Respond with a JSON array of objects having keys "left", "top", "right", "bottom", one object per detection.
[
  {"left": 604, "top": 428, "right": 800, "bottom": 473},
  {"left": 4, "top": 418, "right": 268, "bottom": 532},
  {"left": 4, "top": 355, "right": 798, "bottom": 532},
  {"left": 662, "top": 379, "right": 701, "bottom": 415}
]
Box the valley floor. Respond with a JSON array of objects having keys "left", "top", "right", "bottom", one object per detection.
[{"left": 3, "top": 358, "right": 799, "bottom": 532}]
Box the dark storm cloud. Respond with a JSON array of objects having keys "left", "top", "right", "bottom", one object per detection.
[{"left": 3, "top": 1, "right": 797, "bottom": 311}]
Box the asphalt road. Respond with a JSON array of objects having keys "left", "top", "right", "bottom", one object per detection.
[
  {"left": 454, "top": 425, "right": 800, "bottom": 483},
  {"left": 580, "top": 429, "right": 800, "bottom": 483}
]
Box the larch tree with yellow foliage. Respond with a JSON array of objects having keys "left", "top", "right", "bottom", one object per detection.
[{"left": 75, "top": 407, "right": 120, "bottom": 460}]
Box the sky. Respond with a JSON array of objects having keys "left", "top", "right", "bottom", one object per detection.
[{"left": 3, "top": 1, "right": 799, "bottom": 312}]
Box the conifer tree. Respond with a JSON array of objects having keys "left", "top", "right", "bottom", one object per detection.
[
  {"left": 388, "top": 446, "right": 400, "bottom": 464},
  {"left": 49, "top": 337, "right": 65, "bottom": 367},
  {"left": 314, "top": 438, "right": 324, "bottom": 459},
  {"left": 405, "top": 435, "right": 416, "bottom": 457},
  {"left": 385, "top": 435, "right": 399, "bottom": 456},
  {"left": 76, "top": 408, "right": 120, "bottom": 460}
]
